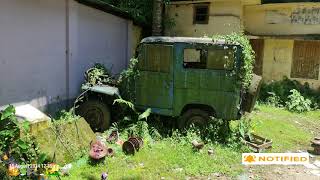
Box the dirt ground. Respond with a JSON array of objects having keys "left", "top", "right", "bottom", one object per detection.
[{"left": 189, "top": 158, "right": 320, "bottom": 180}]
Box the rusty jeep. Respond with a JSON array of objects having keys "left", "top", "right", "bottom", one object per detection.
[{"left": 75, "top": 37, "right": 262, "bottom": 131}]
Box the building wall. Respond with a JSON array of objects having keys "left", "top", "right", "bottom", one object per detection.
[
  {"left": 68, "top": 1, "right": 132, "bottom": 98},
  {"left": 0, "top": 0, "right": 138, "bottom": 112},
  {"left": 165, "top": 0, "right": 320, "bottom": 90},
  {"left": 262, "top": 39, "right": 293, "bottom": 80},
  {"left": 261, "top": 39, "right": 320, "bottom": 89},
  {"left": 165, "top": 0, "right": 243, "bottom": 36},
  {"left": 0, "top": 0, "right": 67, "bottom": 111},
  {"left": 245, "top": 3, "right": 320, "bottom": 35},
  {"left": 245, "top": 3, "right": 320, "bottom": 89}
]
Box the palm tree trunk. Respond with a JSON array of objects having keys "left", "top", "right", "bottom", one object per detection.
[{"left": 152, "top": 0, "right": 163, "bottom": 36}]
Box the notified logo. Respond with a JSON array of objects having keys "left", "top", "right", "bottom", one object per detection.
[{"left": 242, "top": 153, "right": 309, "bottom": 165}]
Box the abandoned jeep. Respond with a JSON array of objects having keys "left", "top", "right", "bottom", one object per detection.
[{"left": 75, "top": 37, "right": 262, "bottom": 131}]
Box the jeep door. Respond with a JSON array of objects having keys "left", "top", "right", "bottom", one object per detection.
[
  {"left": 173, "top": 43, "right": 241, "bottom": 120},
  {"left": 135, "top": 43, "right": 174, "bottom": 115}
]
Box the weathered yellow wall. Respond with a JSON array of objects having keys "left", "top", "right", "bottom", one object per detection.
[
  {"left": 165, "top": 0, "right": 243, "bottom": 36},
  {"left": 132, "top": 24, "right": 143, "bottom": 56},
  {"left": 262, "top": 39, "right": 293, "bottom": 80},
  {"left": 262, "top": 39, "right": 320, "bottom": 89},
  {"left": 245, "top": 3, "right": 320, "bottom": 35},
  {"left": 164, "top": 0, "right": 320, "bottom": 90}
]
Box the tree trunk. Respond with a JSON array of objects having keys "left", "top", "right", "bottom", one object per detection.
[{"left": 152, "top": 0, "right": 163, "bottom": 36}]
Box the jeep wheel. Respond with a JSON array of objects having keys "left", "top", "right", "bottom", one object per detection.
[
  {"left": 77, "top": 100, "right": 111, "bottom": 132},
  {"left": 179, "top": 109, "right": 210, "bottom": 130}
]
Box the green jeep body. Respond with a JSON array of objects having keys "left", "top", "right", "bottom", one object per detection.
[
  {"left": 135, "top": 37, "right": 243, "bottom": 120},
  {"left": 76, "top": 37, "right": 261, "bottom": 131}
]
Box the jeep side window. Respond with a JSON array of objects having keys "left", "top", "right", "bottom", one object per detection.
[
  {"left": 207, "top": 49, "right": 235, "bottom": 70},
  {"left": 138, "top": 44, "right": 171, "bottom": 73},
  {"left": 183, "top": 48, "right": 207, "bottom": 69}
]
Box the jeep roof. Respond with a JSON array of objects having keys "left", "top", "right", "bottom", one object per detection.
[{"left": 141, "top": 36, "right": 239, "bottom": 45}]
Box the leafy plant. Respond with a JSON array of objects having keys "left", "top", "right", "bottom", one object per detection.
[
  {"left": 82, "top": 63, "right": 114, "bottom": 88},
  {"left": 265, "top": 92, "right": 282, "bottom": 107},
  {"left": 0, "top": 105, "right": 19, "bottom": 151},
  {"left": 113, "top": 98, "right": 135, "bottom": 112},
  {"left": 117, "top": 58, "right": 140, "bottom": 101},
  {"left": 286, "top": 89, "right": 312, "bottom": 113},
  {"left": 201, "top": 118, "right": 232, "bottom": 144},
  {"left": 259, "top": 77, "right": 320, "bottom": 109},
  {"left": 101, "top": 0, "right": 153, "bottom": 26},
  {"left": 112, "top": 98, "right": 161, "bottom": 141},
  {"left": 0, "top": 105, "right": 46, "bottom": 165},
  {"left": 0, "top": 164, "right": 9, "bottom": 180},
  {"left": 53, "top": 108, "right": 81, "bottom": 125},
  {"left": 212, "top": 33, "right": 255, "bottom": 89},
  {"left": 238, "top": 118, "right": 253, "bottom": 141}
]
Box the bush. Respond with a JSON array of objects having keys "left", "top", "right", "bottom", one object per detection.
[
  {"left": 265, "top": 92, "right": 282, "bottom": 107},
  {"left": 259, "top": 77, "right": 320, "bottom": 110},
  {"left": 201, "top": 118, "right": 232, "bottom": 144},
  {"left": 286, "top": 89, "right": 312, "bottom": 113},
  {"left": 0, "top": 105, "right": 47, "bottom": 165},
  {"left": 81, "top": 59, "right": 139, "bottom": 101},
  {"left": 82, "top": 63, "right": 114, "bottom": 88}
]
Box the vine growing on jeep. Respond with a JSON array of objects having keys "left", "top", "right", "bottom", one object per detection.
[{"left": 212, "top": 33, "right": 255, "bottom": 89}]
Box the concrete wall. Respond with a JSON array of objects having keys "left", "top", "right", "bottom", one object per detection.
[
  {"left": 262, "top": 39, "right": 294, "bottom": 81},
  {"left": 261, "top": 39, "right": 320, "bottom": 89},
  {"left": 245, "top": 3, "right": 320, "bottom": 35},
  {"left": 0, "top": 0, "right": 67, "bottom": 111},
  {"left": 164, "top": 0, "right": 320, "bottom": 90},
  {"left": 165, "top": 0, "right": 243, "bottom": 36},
  {"left": 245, "top": 3, "right": 320, "bottom": 89},
  {"left": 68, "top": 1, "right": 132, "bottom": 98},
  {"left": 0, "top": 0, "right": 138, "bottom": 112}
]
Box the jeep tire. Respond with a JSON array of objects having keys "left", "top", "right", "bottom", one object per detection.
[
  {"left": 77, "top": 100, "right": 111, "bottom": 132},
  {"left": 179, "top": 109, "right": 210, "bottom": 130}
]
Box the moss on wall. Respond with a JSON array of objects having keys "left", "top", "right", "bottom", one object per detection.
[{"left": 33, "top": 118, "right": 96, "bottom": 165}]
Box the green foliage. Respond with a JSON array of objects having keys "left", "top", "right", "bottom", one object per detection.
[
  {"left": 112, "top": 98, "right": 158, "bottom": 140},
  {"left": 0, "top": 105, "right": 19, "bottom": 151},
  {"left": 259, "top": 77, "right": 320, "bottom": 109},
  {"left": 138, "top": 108, "right": 151, "bottom": 121},
  {"left": 212, "top": 33, "right": 255, "bottom": 89},
  {"left": 118, "top": 58, "right": 140, "bottom": 101},
  {"left": 201, "top": 118, "right": 232, "bottom": 144},
  {"left": 82, "top": 59, "right": 140, "bottom": 101},
  {"left": 61, "top": 105, "right": 320, "bottom": 179},
  {"left": 82, "top": 63, "right": 114, "bottom": 88},
  {"left": 101, "top": 0, "right": 153, "bottom": 25},
  {"left": 54, "top": 108, "right": 81, "bottom": 124},
  {"left": 265, "top": 92, "right": 282, "bottom": 107},
  {"left": 0, "top": 105, "right": 46, "bottom": 165},
  {"left": 113, "top": 98, "right": 135, "bottom": 111},
  {"left": 286, "top": 89, "right": 312, "bottom": 113},
  {"left": 233, "top": 117, "right": 255, "bottom": 141},
  {"left": 0, "top": 164, "right": 9, "bottom": 180},
  {"left": 62, "top": 141, "right": 243, "bottom": 179}
]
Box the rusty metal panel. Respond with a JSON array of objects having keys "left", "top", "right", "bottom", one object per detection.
[
  {"left": 250, "top": 39, "right": 264, "bottom": 76},
  {"left": 135, "top": 44, "right": 173, "bottom": 110},
  {"left": 143, "top": 44, "right": 170, "bottom": 73},
  {"left": 291, "top": 41, "right": 320, "bottom": 80},
  {"left": 173, "top": 43, "right": 241, "bottom": 120}
]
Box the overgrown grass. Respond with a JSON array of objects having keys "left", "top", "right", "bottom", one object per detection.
[
  {"left": 249, "top": 105, "right": 319, "bottom": 152},
  {"left": 57, "top": 105, "right": 320, "bottom": 179},
  {"left": 61, "top": 140, "right": 243, "bottom": 180}
]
